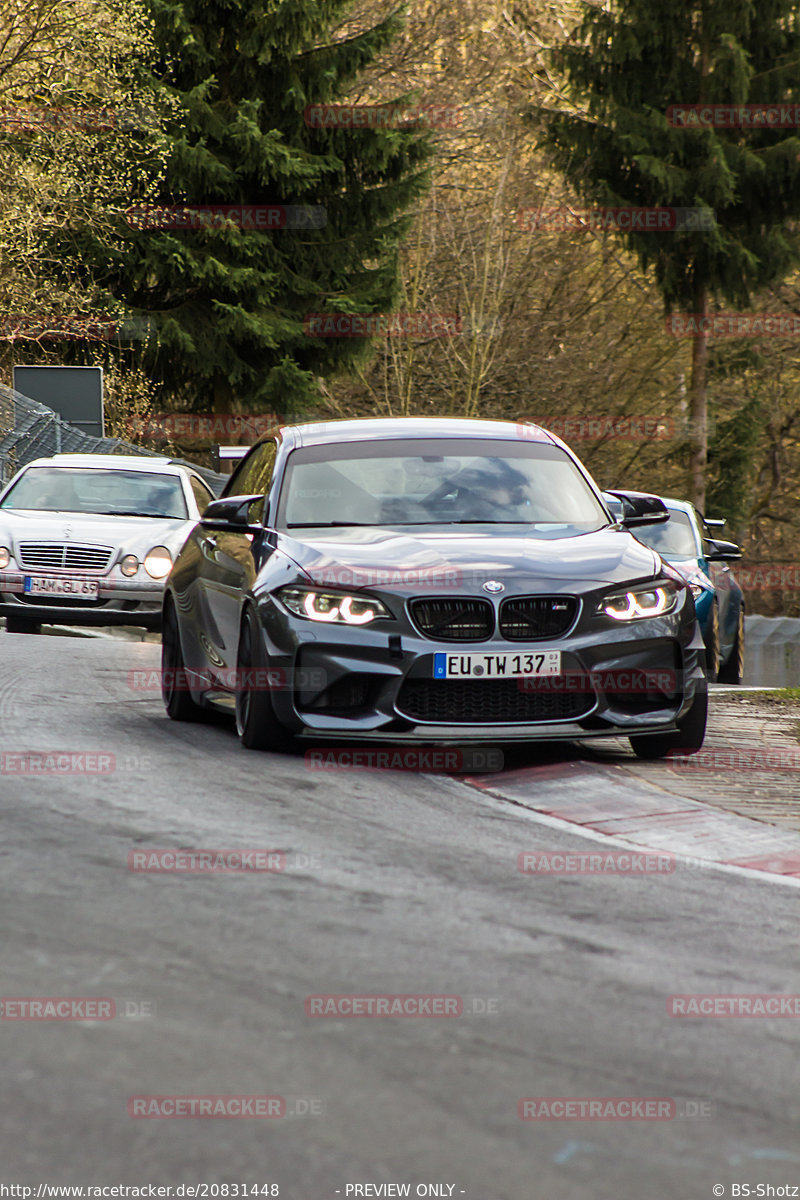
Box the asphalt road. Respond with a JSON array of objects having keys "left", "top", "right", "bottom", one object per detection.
[{"left": 2, "top": 633, "right": 800, "bottom": 1199}]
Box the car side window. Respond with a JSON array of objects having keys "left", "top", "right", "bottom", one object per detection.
[
  {"left": 189, "top": 476, "right": 214, "bottom": 515},
  {"left": 698, "top": 518, "right": 715, "bottom": 560},
  {"left": 223, "top": 440, "right": 277, "bottom": 524},
  {"left": 685, "top": 509, "right": 705, "bottom": 556}
]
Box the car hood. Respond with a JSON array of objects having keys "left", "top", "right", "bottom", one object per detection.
[
  {"left": 0, "top": 509, "right": 194, "bottom": 561},
  {"left": 658, "top": 552, "right": 703, "bottom": 569},
  {"left": 276, "top": 526, "right": 661, "bottom": 592}
]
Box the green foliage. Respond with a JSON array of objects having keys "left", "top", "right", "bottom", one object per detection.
[
  {"left": 540, "top": 0, "right": 800, "bottom": 310},
  {"left": 84, "top": 0, "right": 431, "bottom": 412},
  {"left": 705, "top": 392, "right": 763, "bottom": 526},
  {"left": 0, "top": 0, "right": 168, "bottom": 333}
]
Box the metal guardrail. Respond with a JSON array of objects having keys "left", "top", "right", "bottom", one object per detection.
[
  {"left": 0, "top": 383, "right": 228, "bottom": 494},
  {"left": 742, "top": 615, "right": 800, "bottom": 688}
]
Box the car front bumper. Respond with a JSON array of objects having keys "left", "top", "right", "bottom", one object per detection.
[
  {"left": 206, "top": 591, "right": 707, "bottom": 744},
  {"left": 0, "top": 568, "right": 164, "bottom": 628}
]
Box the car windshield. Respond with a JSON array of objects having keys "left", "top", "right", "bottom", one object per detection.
[
  {"left": 635, "top": 509, "right": 698, "bottom": 557},
  {"left": 0, "top": 467, "right": 188, "bottom": 519},
  {"left": 277, "top": 438, "right": 609, "bottom": 536}
]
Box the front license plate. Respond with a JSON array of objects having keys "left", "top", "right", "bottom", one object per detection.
[
  {"left": 24, "top": 576, "right": 99, "bottom": 598},
  {"left": 433, "top": 650, "right": 561, "bottom": 679}
]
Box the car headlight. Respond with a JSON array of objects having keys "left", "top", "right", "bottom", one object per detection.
[
  {"left": 0, "top": 546, "right": 9, "bottom": 569},
  {"left": 120, "top": 554, "right": 139, "bottom": 577},
  {"left": 143, "top": 546, "right": 173, "bottom": 580},
  {"left": 276, "top": 586, "right": 392, "bottom": 626},
  {"left": 600, "top": 580, "right": 679, "bottom": 621}
]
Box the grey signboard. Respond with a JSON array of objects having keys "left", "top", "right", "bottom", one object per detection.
[{"left": 12, "top": 366, "right": 104, "bottom": 438}]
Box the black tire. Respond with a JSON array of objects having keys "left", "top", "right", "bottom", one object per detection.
[
  {"left": 704, "top": 601, "right": 720, "bottom": 682},
  {"left": 161, "top": 597, "right": 205, "bottom": 721},
  {"left": 717, "top": 606, "right": 744, "bottom": 685},
  {"left": 4, "top": 615, "right": 42, "bottom": 634},
  {"left": 629, "top": 682, "right": 708, "bottom": 760},
  {"left": 235, "top": 606, "right": 292, "bottom": 752}
]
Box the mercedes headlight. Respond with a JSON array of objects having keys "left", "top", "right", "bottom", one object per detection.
[
  {"left": 143, "top": 546, "right": 173, "bottom": 580},
  {"left": 276, "top": 586, "right": 392, "bottom": 626},
  {"left": 0, "top": 546, "right": 9, "bottom": 569},
  {"left": 120, "top": 554, "right": 139, "bottom": 577},
  {"left": 600, "top": 580, "right": 679, "bottom": 621}
]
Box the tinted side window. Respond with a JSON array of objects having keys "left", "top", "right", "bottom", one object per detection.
[
  {"left": 689, "top": 511, "right": 710, "bottom": 557},
  {"left": 190, "top": 476, "right": 214, "bottom": 515},
  {"left": 223, "top": 440, "right": 277, "bottom": 523}
]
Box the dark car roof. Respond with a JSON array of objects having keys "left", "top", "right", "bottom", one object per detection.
[{"left": 266, "top": 417, "right": 558, "bottom": 451}]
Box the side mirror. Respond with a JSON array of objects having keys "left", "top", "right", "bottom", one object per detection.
[
  {"left": 201, "top": 494, "right": 263, "bottom": 532},
  {"left": 705, "top": 538, "right": 742, "bottom": 562},
  {"left": 603, "top": 489, "right": 670, "bottom": 527}
]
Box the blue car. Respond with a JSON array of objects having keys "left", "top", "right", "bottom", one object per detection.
[{"left": 605, "top": 495, "right": 744, "bottom": 684}]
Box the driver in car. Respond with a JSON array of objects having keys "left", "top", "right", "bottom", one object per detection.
[
  {"left": 143, "top": 483, "right": 179, "bottom": 516},
  {"left": 441, "top": 460, "right": 533, "bottom": 521}
]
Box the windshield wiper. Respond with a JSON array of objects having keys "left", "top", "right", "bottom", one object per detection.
[
  {"left": 285, "top": 518, "right": 553, "bottom": 528},
  {"left": 286, "top": 521, "right": 378, "bottom": 528},
  {"left": 409, "top": 519, "right": 535, "bottom": 525},
  {"left": 99, "top": 509, "right": 176, "bottom": 518}
]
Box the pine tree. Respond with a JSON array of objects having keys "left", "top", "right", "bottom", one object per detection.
[
  {"left": 90, "top": 0, "right": 431, "bottom": 415},
  {"left": 706, "top": 390, "right": 763, "bottom": 535},
  {"left": 540, "top": 0, "right": 800, "bottom": 509}
]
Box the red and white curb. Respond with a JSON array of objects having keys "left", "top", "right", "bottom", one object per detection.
[{"left": 465, "top": 757, "right": 800, "bottom": 883}]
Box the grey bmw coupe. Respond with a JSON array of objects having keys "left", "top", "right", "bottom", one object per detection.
[{"left": 161, "top": 418, "right": 707, "bottom": 758}]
